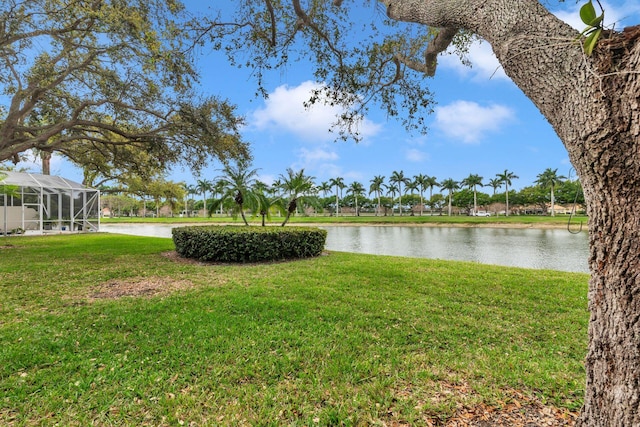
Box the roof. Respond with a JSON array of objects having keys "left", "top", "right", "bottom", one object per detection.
[{"left": 0, "top": 171, "right": 94, "bottom": 191}]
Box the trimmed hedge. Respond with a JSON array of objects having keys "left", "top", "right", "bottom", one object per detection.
[{"left": 172, "top": 225, "right": 327, "bottom": 263}]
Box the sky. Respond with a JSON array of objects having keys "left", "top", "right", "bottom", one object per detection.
[{"left": 11, "top": 0, "right": 640, "bottom": 192}]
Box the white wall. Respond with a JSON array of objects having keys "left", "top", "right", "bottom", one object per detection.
[{"left": 0, "top": 206, "right": 38, "bottom": 232}]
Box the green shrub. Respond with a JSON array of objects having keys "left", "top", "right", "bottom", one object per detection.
[{"left": 172, "top": 225, "right": 327, "bottom": 262}]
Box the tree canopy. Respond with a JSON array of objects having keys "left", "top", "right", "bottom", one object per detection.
[{"left": 0, "top": 0, "right": 250, "bottom": 182}]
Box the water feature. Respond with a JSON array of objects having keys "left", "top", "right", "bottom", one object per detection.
[{"left": 100, "top": 223, "right": 589, "bottom": 273}]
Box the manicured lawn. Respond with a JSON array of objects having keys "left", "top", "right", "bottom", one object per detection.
[
  {"left": 101, "top": 213, "right": 586, "bottom": 227},
  {"left": 0, "top": 234, "right": 588, "bottom": 425}
]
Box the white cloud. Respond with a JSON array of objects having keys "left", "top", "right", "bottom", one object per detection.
[
  {"left": 405, "top": 148, "right": 428, "bottom": 163},
  {"left": 434, "top": 100, "right": 514, "bottom": 143},
  {"left": 439, "top": 40, "right": 508, "bottom": 82},
  {"left": 250, "top": 81, "right": 382, "bottom": 142},
  {"left": 297, "top": 147, "right": 339, "bottom": 162},
  {"left": 290, "top": 146, "right": 341, "bottom": 179}
]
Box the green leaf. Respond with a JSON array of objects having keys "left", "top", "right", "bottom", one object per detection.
[
  {"left": 589, "top": 13, "right": 604, "bottom": 28},
  {"left": 580, "top": 1, "right": 597, "bottom": 26},
  {"left": 584, "top": 28, "right": 602, "bottom": 56}
]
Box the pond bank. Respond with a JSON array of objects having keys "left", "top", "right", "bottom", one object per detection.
[{"left": 101, "top": 216, "right": 587, "bottom": 231}]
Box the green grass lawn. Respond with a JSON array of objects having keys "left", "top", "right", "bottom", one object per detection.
[
  {"left": 101, "top": 213, "right": 586, "bottom": 227},
  {"left": 0, "top": 234, "right": 588, "bottom": 426}
]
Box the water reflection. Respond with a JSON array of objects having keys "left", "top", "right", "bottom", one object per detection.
[
  {"left": 320, "top": 226, "right": 588, "bottom": 273},
  {"left": 100, "top": 224, "right": 589, "bottom": 273}
]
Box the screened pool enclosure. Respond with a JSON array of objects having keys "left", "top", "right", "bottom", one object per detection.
[{"left": 0, "top": 172, "right": 100, "bottom": 235}]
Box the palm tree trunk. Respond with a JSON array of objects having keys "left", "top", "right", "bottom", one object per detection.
[
  {"left": 505, "top": 184, "right": 510, "bottom": 217},
  {"left": 240, "top": 208, "right": 249, "bottom": 225},
  {"left": 473, "top": 187, "right": 477, "bottom": 215},
  {"left": 281, "top": 211, "right": 292, "bottom": 226}
]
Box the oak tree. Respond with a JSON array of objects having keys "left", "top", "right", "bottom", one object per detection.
[
  {"left": 207, "top": 1, "right": 640, "bottom": 425},
  {"left": 0, "top": 0, "right": 249, "bottom": 179}
]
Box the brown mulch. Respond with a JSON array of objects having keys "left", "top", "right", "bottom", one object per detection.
[
  {"left": 389, "top": 383, "right": 579, "bottom": 426},
  {"left": 442, "top": 398, "right": 578, "bottom": 426}
]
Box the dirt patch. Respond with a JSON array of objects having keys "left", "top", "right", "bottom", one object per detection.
[
  {"left": 89, "top": 276, "right": 195, "bottom": 300},
  {"left": 161, "top": 250, "right": 210, "bottom": 265}
]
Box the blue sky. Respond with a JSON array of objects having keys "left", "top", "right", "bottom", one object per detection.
[{"left": 15, "top": 1, "right": 640, "bottom": 191}]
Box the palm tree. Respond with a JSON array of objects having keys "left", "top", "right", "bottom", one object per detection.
[
  {"left": 487, "top": 177, "right": 502, "bottom": 196},
  {"left": 369, "top": 175, "right": 385, "bottom": 216},
  {"left": 317, "top": 181, "right": 332, "bottom": 197},
  {"left": 212, "top": 179, "right": 227, "bottom": 216},
  {"left": 385, "top": 182, "right": 399, "bottom": 216},
  {"left": 535, "top": 168, "right": 566, "bottom": 216},
  {"left": 424, "top": 176, "right": 439, "bottom": 215},
  {"left": 254, "top": 190, "right": 281, "bottom": 226},
  {"left": 196, "top": 179, "right": 212, "bottom": 217},
  {"left": 413, "top": 174, "right": 429, "bottom": 216},
  {"left": 183, "top": 183, "right": 198, "bottom": 217},
  {"left": 278, "top": 168, "right": 316, "bottom": 226},
  {"left": 347, "top": 181, "right": 366, "bottom": 216},
  {"left": 315, "top": 181, "right": 332, "bottom": 217},
  {"left": 404, "top": 179, "right": 419, "bottom": 215},
  {"left": 440, "top": 178, "right": 459, "bottom": 217},
  {"left": 487, "top": 177, "right": 503, "bottom": 215},
  {"left": 212, "top": 160, "right": 261, "bottom": 225},
  {"left": 389, "top": 170, "right": 408, "bottom": 216},
  {"left": 496, "top": 169, "right": 518, "bottom": 216},
  {"left": 329, "top": 177, "right": 345, "bottom": 216},
  {"left": 461, "top": 173, "right": 484, "bottom": 215}
]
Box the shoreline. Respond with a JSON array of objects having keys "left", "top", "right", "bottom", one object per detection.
[{"left": 101, "top": 219, "right": 587, "bottom": 231}]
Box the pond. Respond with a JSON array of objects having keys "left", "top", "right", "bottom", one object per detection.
[{"left": 100, "top": 223, "right": 589, "bottom": 273}]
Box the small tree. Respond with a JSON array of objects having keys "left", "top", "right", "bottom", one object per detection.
[
  {"left": 212, "top": 160, "right": 261, "bottom": 226},
  {"left": 461, "top": 174, "right": 484, "bottom": 216},
  {"left": 496, "top": 170, "right": 518, "bottom": 216},
  {"left": 347, "top": 181, "right": 366, "bottom": 216},
  {"left": 389, "top": 170, "right": 408, "bottom": 216},
  {"left": 196, "top": 179, "right": 213, "bottom": 217},
  {"left": 278, "top": 168, "right": 317, "bottom": 226},
  {"left": 329, "top": 177, "right": 345, "bottom": 217},
  {"left": 369, "top": 175, "right": 386, "bottom": 216},
  {"left": 535, "top": 168, "right": 567, "bottom": 216},
  {"left": 440, "top": 178, "right": 459, "bottom": 217}
]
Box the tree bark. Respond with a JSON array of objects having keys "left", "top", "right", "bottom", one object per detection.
[
  {"left": 381, "top": 0, "right": 640, "bottom": 424},
  {"left": 41, "top": 151, "right": 51, "bottom": 175}
]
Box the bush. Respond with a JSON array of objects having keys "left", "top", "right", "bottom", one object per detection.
[{"left": 172, "top": 225, "right": 327, "bottom": 263}]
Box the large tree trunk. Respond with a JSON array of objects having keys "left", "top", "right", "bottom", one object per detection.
[
  {"left": 573, "top": 29, "right": 640, "bottom": 426},
  {"left": 383, "top": 0, "right": 640, "bottom": 424}
]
